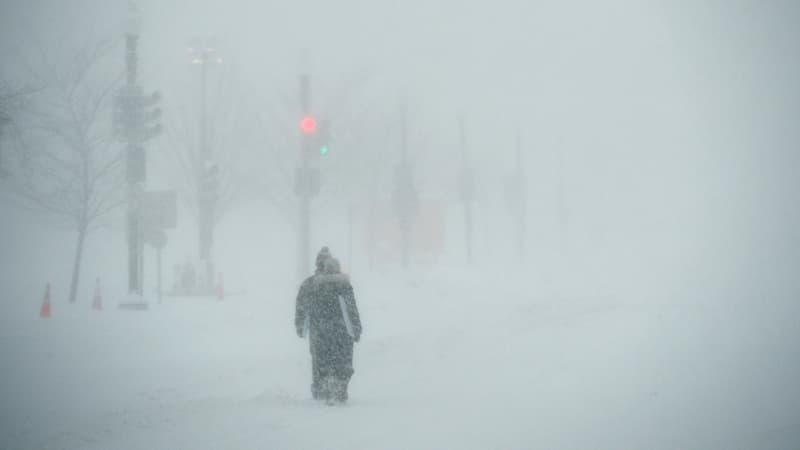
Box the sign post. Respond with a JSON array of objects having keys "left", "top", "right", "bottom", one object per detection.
[{"left": 142, "top": 189, "right": 176, "bottom": 303}]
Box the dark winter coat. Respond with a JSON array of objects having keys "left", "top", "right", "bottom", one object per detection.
[{"left": 295, "top": 272, "right": 362, "bottom": 379}]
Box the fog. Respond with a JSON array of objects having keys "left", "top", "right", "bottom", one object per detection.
[{"left": 1, "top": 1, "right": 799, "bottom": 448}]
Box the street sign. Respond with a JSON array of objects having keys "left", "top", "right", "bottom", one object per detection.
[{"left": 141, "top": 189, "right": 177, "bottom": 230}]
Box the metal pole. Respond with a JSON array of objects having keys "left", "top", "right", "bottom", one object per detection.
[
  {"left": 515, "top": 131, "right": 525, "bottom": 262},
  {"left": 400, "top": 109, "right": 410, "bottom": 269},
  {"left": 157, "top": 247, "right": 162, "bottom": 303},
  {"left": 139, "top": 218, "right": 144, "bottom": 294},
  {"left": 125, "top": 32, "right": 142, "bottom": 296},
  {"left": 460, "top": 118, "right": 473, "bottom": 265},
  {"left": 558, "top": 144, "right": 567, "bottom": 254},
  {"left": 197, "top": 51, "right": 214, "bottom": 292},
  {"left": 299, "top": 192, "right": 310, "bottom": 279},
  {"left": 297, "top": 73, "right": 311, "bottom": 281},
  {"left": 128, "top": 187, "right": 139, "bottom": 294},
  {"left": 200, "top": 57, "right": 208, "bottom": 160},
  {"left": 465, "top": 200, "right": 473, "bottom": 264}
]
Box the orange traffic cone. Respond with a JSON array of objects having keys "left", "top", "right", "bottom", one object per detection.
[
  {"left": 39, "top": 283, "right": 52, "bottom": 318},
  {"left": 216, "top": 272, "right": 225, "bottom": 301},
  {"left": 92, "top": 278, "right": 103, "bottom": 311}
]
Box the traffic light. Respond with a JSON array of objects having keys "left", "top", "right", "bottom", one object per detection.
[
  {"left": 138, "top": 91, "right": 162, "bottom": 141},
  {"left": 113, "top": 86, "right": 162, "bottom": 143},
  {"left": 317, "top": 119, "right": 330, "bottom": 156},
  {"left": 300, "top": 115, "right": 317, "bottom": 134},
  {"left": 299, "top": 115, "right": 331, "bottom": 156},
  {"left": 112, "top": 89, "right": 136, "bottom": 135},
  {"left": 199, "top": 161, "right": 219, "bottom": 208}
]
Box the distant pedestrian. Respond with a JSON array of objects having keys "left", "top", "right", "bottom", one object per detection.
[{"left": 295, "top": 249, "right": 362, "bottom": 404}]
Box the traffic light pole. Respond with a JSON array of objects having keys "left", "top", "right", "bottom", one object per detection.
[
  {"left": 505, "top": 131, "right": 526, "bottom": 263},
  {"left": 298, "top": 176, "right": 311, "bottom": 279},
  {"left": 157, "top": 246, "right": 162, "bottom": 303},
  {"left": 392, "top": 109, "right": 418, "bottom": 270},
  {"left": 459, "top": 119, "right": 474, "bottom": 265},
  {"left": 557, "top": 144, "right": 569, "bottom": 254},
  {"left": 464, "top": 190, "right": 473, "bottom": 264},
  {"left": 125, "top": 32, "right": 143, "bottom": 297},
  {"left": 514, "top": 133, "right": 526, "bottom": 262},
  {"left": 116, "top": 7, "right": 161, "bottom": 304},
  {"left": 400, "top": 113, "right": 410, "bottom": 269},
  {"left": 293, "top": 69, "right": 326, "bottom": 279},
  {"left": 297, "top": 73, "right": 312, "bottom": 281}
]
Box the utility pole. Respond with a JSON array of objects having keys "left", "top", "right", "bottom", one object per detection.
[
  {"left": 505, "top": 130, "right": 527, "bottom": 262},
  {"left": 124, "top": 14, "right": 142, "bottom": 298},
  {"left": 557, "top": 143, "right": 569, "bottom": 255},
  {"left": 294, "top": 68, "right": 323, "bottom": 280},
  {"left": 400, "top": 111, "right": 410, "bottom": 268},
  {"left": 458, "top": 118, "right": 475, "bottom": 264},
  {"left": 114, "top": 3, "right": 161, "bottom": 303},
  {"left": 188, "top": 42, "right": 222, "bottom": 292},
  {"left": 515, "top": 132, "right": 526, "bottom": 261},
  {"left": 392, "top": 107, "right": 418, "bottom": 269},
  {"left": 298, "top": 72, "right": 312, "bottom": 280}
]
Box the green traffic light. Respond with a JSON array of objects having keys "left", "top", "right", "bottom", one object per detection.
[{"left": 320, "top": 145, "right": 329, "bottom": 155}]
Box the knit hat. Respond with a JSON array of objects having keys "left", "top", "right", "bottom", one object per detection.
[{"left": 315, "top": 246, "right": 332, "bottom": 271}]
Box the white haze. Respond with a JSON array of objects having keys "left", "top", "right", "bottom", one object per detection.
[{"left": 1, "top": 1, "right": 799, "bottom": 449}]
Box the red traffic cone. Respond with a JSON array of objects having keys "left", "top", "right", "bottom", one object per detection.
[
  {"left": 216, "top": 272, "right": 225, "bottom": 301},
  {"left": 39, "top": 283, "right": 51, "bottom": 318},
  {"left": 92, "top": 278, "right": 103, "bottom": 311}
]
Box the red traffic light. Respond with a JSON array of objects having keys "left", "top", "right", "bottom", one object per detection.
[{"left": 300, "top": 116, "right": 317, "bottom": 134}]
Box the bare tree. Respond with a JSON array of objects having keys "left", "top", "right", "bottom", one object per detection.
[
  {"left": 0, "top": 80, "right": 38, "bottom": 117},
  {"left": 1, "top": 39, "right": 124, "bottom": 303},
  {"left": 160, "top": 64, "right": 261, "bottom": 241},
  {"left": 237, "top": 82, "right": 304, "bottom": 226},
  {"left": 0, "top": 80, "right": 41, "bottom": 176}
]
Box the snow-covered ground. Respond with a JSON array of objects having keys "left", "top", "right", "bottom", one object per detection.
[{"left": 2, "top": 265, "right": 798, "bottom": 449}]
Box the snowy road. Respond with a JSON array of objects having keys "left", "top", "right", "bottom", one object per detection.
[{"left": 2, "top": 269, "right": 799, "bottom": 449}]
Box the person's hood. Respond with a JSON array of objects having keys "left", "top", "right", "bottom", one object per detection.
[{"left": 313, "top": 273, "right": 349, "bottom": 285}]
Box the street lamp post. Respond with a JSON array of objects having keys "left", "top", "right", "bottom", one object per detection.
[{"left": 188, "top": 42, "right": 222, "bottom": 292}]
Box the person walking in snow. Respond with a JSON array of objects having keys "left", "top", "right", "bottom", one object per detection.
[{"left": 295, "top": 249, "right": 362, "bottom": 404}]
